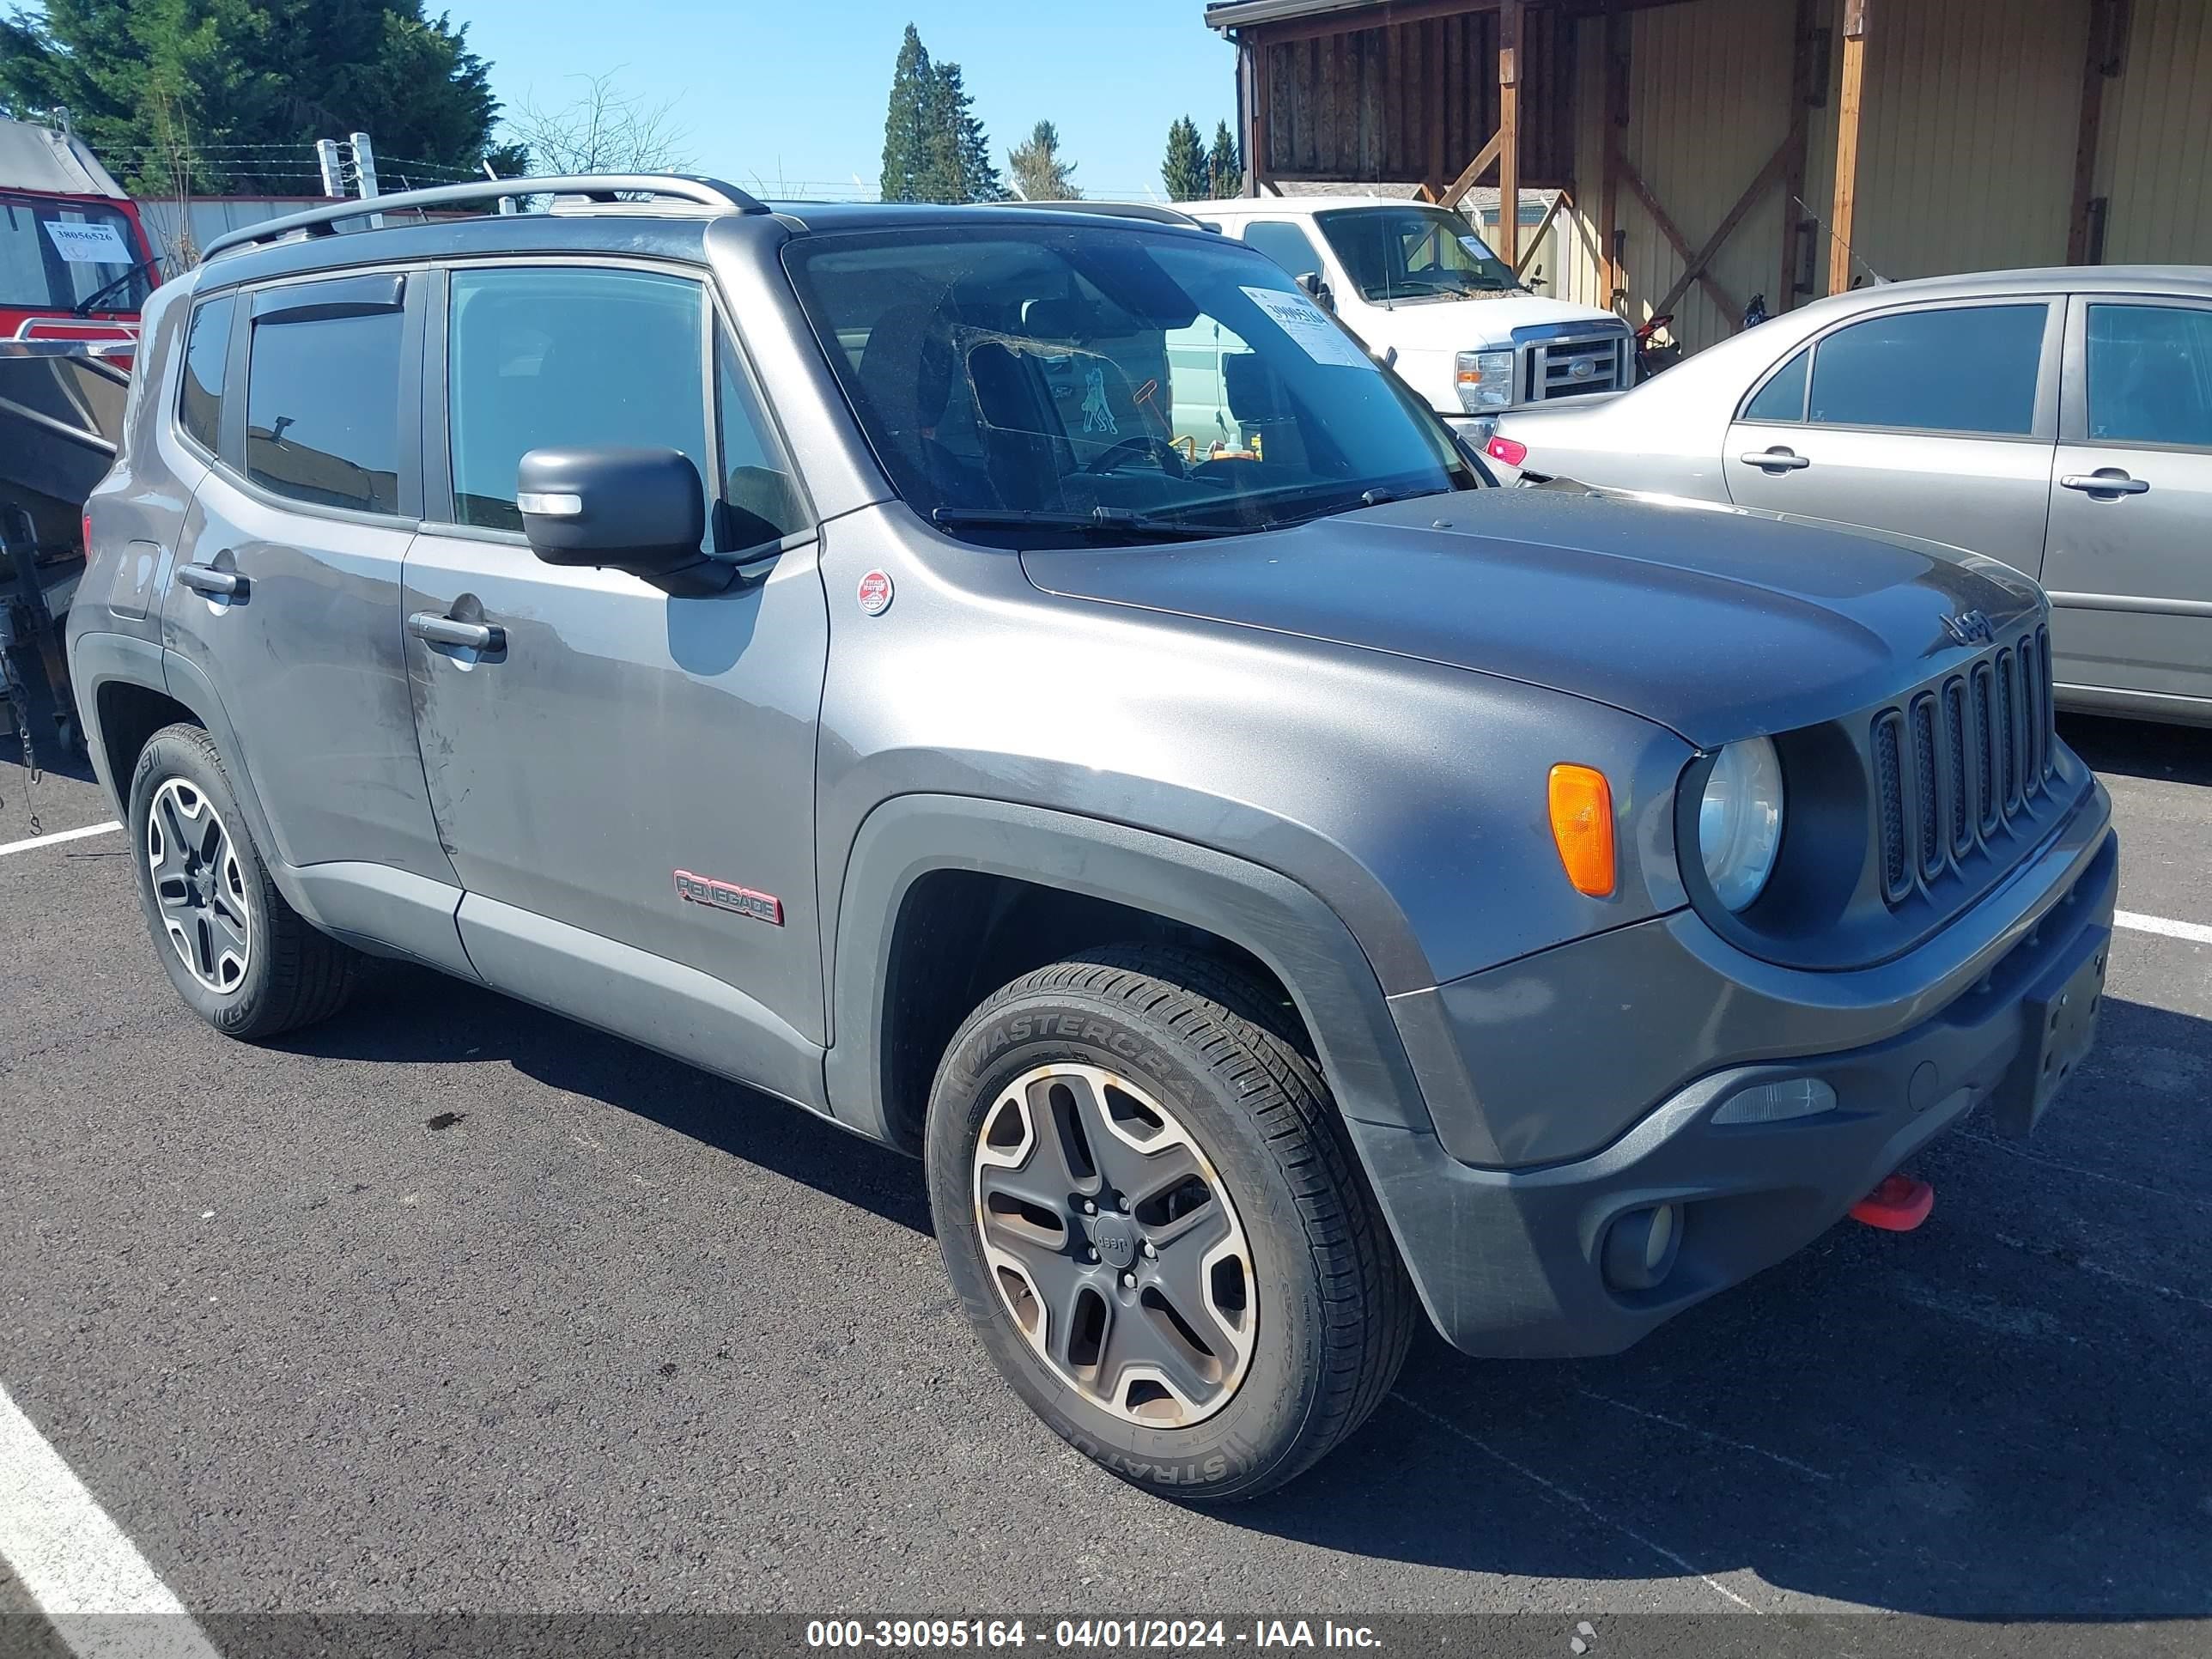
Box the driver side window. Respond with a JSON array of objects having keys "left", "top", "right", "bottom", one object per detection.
[{"left": 1241, "top": 222, "right": 1328, "bottom": 283}]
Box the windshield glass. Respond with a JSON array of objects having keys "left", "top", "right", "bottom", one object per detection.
[
  {"left": 785, "top": 224, "right": 1474, "bottom": 541},
  {"left": 1315, "top": 205, "right": 1516, "bottom": 302},
  {"left": 0, "top": 194, "right": 150, "bottom": 314}
]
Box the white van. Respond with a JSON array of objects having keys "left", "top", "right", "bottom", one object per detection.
[{"left": 1198, "top": 195, "right": 1632, "bottom": 441}]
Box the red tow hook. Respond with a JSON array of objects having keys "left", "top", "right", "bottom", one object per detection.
[{"left": 1850, "top": 1172, "right": 1935, "bottom": 1232}]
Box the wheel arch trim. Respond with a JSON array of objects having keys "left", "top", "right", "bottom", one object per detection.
[{"left": 822, "top": 794, "right": 1439, "bottom": 1148}]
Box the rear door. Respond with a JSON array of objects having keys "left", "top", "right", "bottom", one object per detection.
[
  {"left": 2040, "top": 295, "right": 2212, "bottom": 712},
  {"left": 162, "top": 269, "right": 458, "bottom": 890},
  {"left": 1723, "top": 298, "right": 2061, "bottom": 569}
]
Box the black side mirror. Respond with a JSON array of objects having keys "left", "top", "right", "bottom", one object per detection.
[
  {"left": 517, "top": 446, "right": 726, "bottom": 597},
  {"left": 1296, "top": 270, "right": 1334, "bottom": 311}
]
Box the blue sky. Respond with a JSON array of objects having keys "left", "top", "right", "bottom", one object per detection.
[{"left": 445, "top": 1, "right": 1242, "bottom": 202}]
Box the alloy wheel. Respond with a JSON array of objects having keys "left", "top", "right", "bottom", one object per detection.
[
  {"left": 971, "top": 1062, "right": 1256, "bottom": 1427},
  {"left": 146, "top": 777, "right": 252, "bottom": 994}
]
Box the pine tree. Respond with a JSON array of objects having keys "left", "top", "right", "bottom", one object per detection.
[
  {"left": 1008, "top": 119, "right": 1079, "bottom": 202},
  {"left": 0, "top": 0, "right": 510, "bottom": 196},
  {"left": 1207, "top": 120, "right": 1241, "bottom": 198},
  {"left": 1160, "top": 115, "right": 1207, "bottom": 203},
  {"left": 929, "top": 59, "right": 1005, "bottom": 203},
  {"left": 879, "top": 23, "right": 935, "bottom": 203}
]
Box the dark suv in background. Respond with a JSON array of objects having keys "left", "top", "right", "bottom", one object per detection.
[{"left": 71, "top": 176, "right": 2117, "bottom": 1498}]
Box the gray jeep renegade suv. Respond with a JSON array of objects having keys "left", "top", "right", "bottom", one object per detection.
[{"left": 71, "top": 176, "right": 2118, "bottom": 1498}]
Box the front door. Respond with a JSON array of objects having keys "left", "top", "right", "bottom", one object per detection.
[
  {"left": 2040, "top": 295, "right": 2212, "bottom": 713},
  {"left": 1724, "top": 298, "right": 2060, "bottom": 568},
  {"left": 400, "top": 262, "right": 829, "bottom": 1091}
]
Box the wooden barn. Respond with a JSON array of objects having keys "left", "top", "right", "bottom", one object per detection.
[{"left": 1206, "top": 0, "right": 2212, "bottom": 352}]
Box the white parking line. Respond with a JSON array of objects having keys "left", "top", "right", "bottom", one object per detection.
[
  {"left": 2114, "top": 909, "right": 2212, "bottom": 946},
  {"left": 0, "top": 820, "right": 122, "bottom": 859},
  {"left": 0, "top": 1383, "right": 221, "bottom": 1658}
]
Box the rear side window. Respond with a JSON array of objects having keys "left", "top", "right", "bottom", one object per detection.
[
  {"left": 177, "top": 295, "right": 234, "bottom": 455},
  {"left": 2086, "top": 303, "right": 2212, "bottom": 450},
  {"left": 246, "top": 304, "right": 404, "bottom": 514},
  {"left": 447, "top": 265, "right": 708, "bottom": 533},
  {"left": 1807, "top": 304, "right": 2045, "bottom": 436},
  {"left": 1242, "top": 221, "right": 1329, "bottom": 283}
]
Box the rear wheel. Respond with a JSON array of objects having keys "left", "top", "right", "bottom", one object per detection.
[
  {"left": 128, "top": 723, "right": 358, "bottom": 1038},
  {"left": 925, "top": 946, "right": 1413, "bottom": 1499}
]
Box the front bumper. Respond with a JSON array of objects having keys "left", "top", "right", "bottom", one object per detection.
[{"left": 1352, "top": 803, "right": 2117, "bottom": 1359}]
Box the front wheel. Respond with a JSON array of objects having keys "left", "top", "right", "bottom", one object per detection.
[{"left": 925, "top": 947, "right": 1413, "bottom": 1499}]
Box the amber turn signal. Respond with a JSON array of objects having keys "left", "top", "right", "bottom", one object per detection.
[{"left": 1547, "top": 764, "right": 1616, "bottom": 897}]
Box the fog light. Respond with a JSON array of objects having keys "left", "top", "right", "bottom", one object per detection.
[
  {"left": 1711, "top": 1077, "right": 1838, "bottom": 1125},
  {"left": 1601, "top": 1203, "right": 1681, "bottom": 1293}
]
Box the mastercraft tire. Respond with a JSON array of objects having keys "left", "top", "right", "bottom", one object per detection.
[
  {"left": 925, "top": 945, "right": 1414, "bottom": 1499},
  {"left": 127, "top": 722, "right": 359, "bottom": 1039}
]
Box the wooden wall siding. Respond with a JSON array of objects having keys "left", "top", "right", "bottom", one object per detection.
[
  {"left": 1565, "top": 0, "right": 1798, "bottom": 353},
  {"left": 2098, "top": 0, "right": 2212, "bottom": 264},
  {"left": 1257, "top": 9, "right": 1571, "bottom": 185}
]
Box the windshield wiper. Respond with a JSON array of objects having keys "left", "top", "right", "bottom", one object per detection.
[
  {"left": 931, "top": 506, "right": 1243, "bottom": 541},
  {"left": 71, "top": 257, "right": 160, "bottom": 318}
]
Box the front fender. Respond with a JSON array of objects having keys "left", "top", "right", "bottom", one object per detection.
[{"left": 822, "top": 795, "right": 1436, "bottom": 1145}]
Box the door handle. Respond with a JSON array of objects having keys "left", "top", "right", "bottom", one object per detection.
[
  {"left": 408, "top": 611, "right": 504, "bottom": 652},
  {"left": 1738, "top": 448, "right": 1810, "bottom": 471},
  {"left": 2060, "top": 471, "right": 2149, "bottom": 496},
  {"left": 176, "top": 562, "right": 242, "bottom": 596}
]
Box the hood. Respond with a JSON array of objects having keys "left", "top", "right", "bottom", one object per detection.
[
  {"left": 1354, "top": 292, "right": 1622, "bottom": 355},
  {"left": 1018, "top": 488, "right": 2045, "bottom": 749}
]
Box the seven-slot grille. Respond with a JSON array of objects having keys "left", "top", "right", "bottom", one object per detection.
[
  {"left": 1521, "top": 330, "right": 1632, "bottom": 404},
  {"left": 1871, "top": 625, "right": 2056, "bottom": 903}
]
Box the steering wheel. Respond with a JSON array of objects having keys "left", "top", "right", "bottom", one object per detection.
[{"left": 1082, "top": 434, "right": 1187, "bottom": 479}]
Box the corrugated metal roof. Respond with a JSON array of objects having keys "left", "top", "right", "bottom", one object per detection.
[{"left": 0, "top": 114, "right": 128, "bottom": 198}]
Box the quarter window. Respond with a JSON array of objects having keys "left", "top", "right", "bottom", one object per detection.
[
  {"left": 245, "top": 300, "right": 404, "bottom": 514},
  {"left": 714, "top": 333, "right": 805, "bottom": 551},
  {"left": 447, "top": 265, "right": 708, "bottom": 535},
  {"left": 2085, "top": 304, "right": 2212, "bottom": 450},
  {"left": 1806, "top": 304, "right": 2045, "bottom": 436},
  {"left": 1742, "top": 346, "right": 1809, "bottom": 423},
  {"left": 178, "top": 294, "right": 234, "bottom": 455}
]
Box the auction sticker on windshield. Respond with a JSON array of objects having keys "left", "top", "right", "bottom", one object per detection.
[
  {"left": 1239, "top": 286, "right": 1373, "bottom": 371},
  {"left": 43, "top": 220, "right": 133, "bottom": 264}
]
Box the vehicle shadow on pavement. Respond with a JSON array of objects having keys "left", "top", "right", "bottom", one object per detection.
[
  {"left": 282, "top": 966, "right": 2209, "bottom": 1622},
  {"left": 275, "top": 963, "right": 935, "bottom": 1237},
  {"left": 1224, "top": 990, "right": 2212, "bottom": 1621},
  {"left": 2060, "top": 713, "right": 2212, "bottom": 787}
]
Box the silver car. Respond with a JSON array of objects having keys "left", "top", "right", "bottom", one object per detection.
[{"left": 1492, "top": 267, "right": 2212, "bottom": 729}]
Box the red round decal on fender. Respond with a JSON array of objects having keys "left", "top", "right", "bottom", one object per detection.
[{"left": 857, "top": 569, "right": 894, "bottom": 616}]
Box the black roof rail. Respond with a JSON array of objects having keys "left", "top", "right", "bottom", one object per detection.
[{"left": 200, "top": 173, "right": 769, "bottom": 261}]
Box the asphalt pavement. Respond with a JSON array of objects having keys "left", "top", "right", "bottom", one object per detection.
[{"left": 2, "top": 711, "right": 2208, "bottom": 1656}]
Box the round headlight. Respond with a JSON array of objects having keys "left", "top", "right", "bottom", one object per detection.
[{"left": 1698, "top": 737, "right": 1784, "bottom": 911}]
